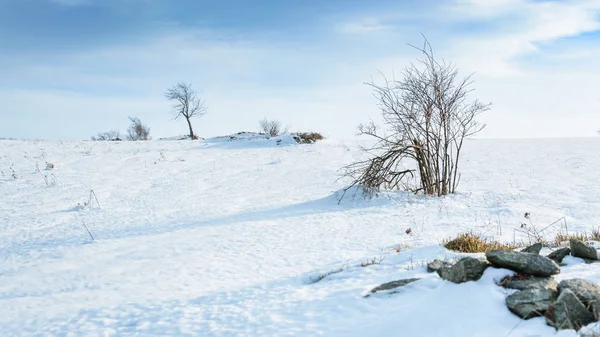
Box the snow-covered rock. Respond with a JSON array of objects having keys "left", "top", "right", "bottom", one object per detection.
[
  {"left": 506, "top": 288, "right": 556, "bottom": 319},
  {"left": 570, "top": 239, "right": 598, "bottom": 260},
  {"left": 486, "top": 250, "right": 560, "bottom": 277},
  {"left": 546, "top": 289, "right": 594, "bottom": 330},
  {"left": 521, "top": 243, "right": 542, "bottom": 254},
  {"left": 438, "top": 257, "right": 489, "bottom": 284},
  {"left": 547, "top": 247, "right": 571, "bottom": 264}
]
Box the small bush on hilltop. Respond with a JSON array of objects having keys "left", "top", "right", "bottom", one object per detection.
[
  {"left": 259, "top": 118, "right": 290, "bottom": 137},
  {"left": 126, "top": 116, "right": 151, "bottom": 141},
  {"left": 91, "top": 130, "right": 121, "bottom": 141}
]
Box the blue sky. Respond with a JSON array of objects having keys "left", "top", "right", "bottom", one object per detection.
[{"left": 1, "top": 0, "right": 600, "bottom": 140}]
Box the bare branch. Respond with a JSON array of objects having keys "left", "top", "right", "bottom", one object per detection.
[
  {"left": 259, "top": 118, "right": 289, "bottom": 137},
  {"left": 341, "top": 36, "right": 490, "bottom": 198},
  {"left": 165, "top": 82, "right": 207, "bottom": 140},
  {"left": 126, "top": 116, "right": 151, "bottom": 141}
]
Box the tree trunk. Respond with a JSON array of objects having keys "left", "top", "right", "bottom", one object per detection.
[{"left": 185, "top": 117, "right": 195, "bottom": 140}]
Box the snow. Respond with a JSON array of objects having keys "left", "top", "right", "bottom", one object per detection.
[{"left": 1, "top": 136, "right": 600, "bottom": 336}]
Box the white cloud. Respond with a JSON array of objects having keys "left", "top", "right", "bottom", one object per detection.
[
  {"left": 2, "top": 1, "right": 600, "bottom": 140},
  {"left": 0, "top": 31, "right": 380, "bottom": 140},
  {"left": 336, "top": 18, "right": 391, "bottom": 35},
  {"left": 446, "top": 0, "right": 600, "bottom": 76}
]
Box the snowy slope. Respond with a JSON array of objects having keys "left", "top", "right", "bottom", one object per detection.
[{"left": 1, "top": 137, "right": 600, "bottom": 336}]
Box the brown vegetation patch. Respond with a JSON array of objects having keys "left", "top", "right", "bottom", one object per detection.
[
  {"left": 293, "top": 132, "right": 324, "bottom": 144},
  {"left": 443, "top": 232, "right": 519, "bottom": 253}
]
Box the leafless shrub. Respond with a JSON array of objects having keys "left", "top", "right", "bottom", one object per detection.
[
  {"left": 360, "top": 256, "right": 385, "bottom": 267},
  {"left": 36, "top": 162, "right": 56, "bottom": 187},
  {"left": 341, "top": 36, "right": 490, "bottom": 197},
  {"left": 126, "top": 116, "right": 151, "bottom": 141},
  {"left": 91, "top": 130, "right": 121, "bottom": 141},
  {"left": 165, "top": 82, "right": 207, "bottom": 140},
  {"left": 259, "top": 118, "right": 289, "bottom": 137},
  {"left": 514, "top": 214, "right": 569, "bottom": 247},
  {"left": 76, "top": 190, "right": 101, "bottom": 210}
]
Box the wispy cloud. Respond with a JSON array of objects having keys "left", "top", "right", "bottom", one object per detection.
[
  {"left": 445, "top": 0, "right": 600, "bottom": 75},
  {"left": 336, "top": 18, "right": 391, "bottom": 35},
  {"left": 1, "top": 0, "right": 600, "bottom": 140}
]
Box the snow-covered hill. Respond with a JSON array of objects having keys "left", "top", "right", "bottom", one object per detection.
[{"left": 1, "top": 137, "right": 600, "bottom": 336}]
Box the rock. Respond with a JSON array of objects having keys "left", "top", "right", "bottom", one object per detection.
[
  {"left": 436, "top": 265, "right": 451, "bottom": 279},
  {"left": 558, "top": 278, "right": 600, "bottom": 305},
  {"left": 370, "top": 278, "right": 420, "bottom": 294},
  {"left": 439, "top": 257, "right": 488, "bottom": 284},
  {"left": 547, "top": 247, "right": 571, "bottom": 264},
  {"left": 506, "top": 288, "right": 556, "bottom": 319},
  {"left": 570, "top": 239, "right": 598, "bottom": 260},
  {"left": 427, "top": 259, "right": 451, "bottom": 273},
  {"left": 591, "top": 301, "right": 600, "bottom": 321},
  {"left": 486, "top": 250, "right": 560, "bottom": 277},
  {"left": 546, "top": 289, "right": 594, "bottom": 330},
  {"left": 521, "top": 243, "right": 542, "bottom": 255},
  {"left": 502, "top": 276, "right": 558, "bottom": 292}
]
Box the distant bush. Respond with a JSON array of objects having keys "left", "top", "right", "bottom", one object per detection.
[
  {"left": 293, "top": 132, "right": 324, "bottom": 144},
  {"left": 259, "top": 118, "right": 289, "bottom": 137},
  {"left": 443, "top": 232, "right": 518, "bottom": 253},
  {"left": 126, "top": 116, "right": 151, "bottom": 141},
  {"left": 91, "top": 130, "right": 121, "bottom": 141}
]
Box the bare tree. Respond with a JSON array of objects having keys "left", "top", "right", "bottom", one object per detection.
[
  {"left": 126, "top": 116, "right": 150, "bottom": 141},
  {"left": 341, "top": 37, "right": 490, "bottom": 197},
  {"left": 165, "top": 82, "right": 206, "bottom": 140},
  {"left": 259, "top": 118, "right": 289, "bottom": 137},
  {"left": 91, "top": 130, "right": 121, "bottom": 141}
]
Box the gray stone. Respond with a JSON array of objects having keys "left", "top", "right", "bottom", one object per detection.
[
  {"left": 439, "top": 257, "right": 488, "bottom": 284},
  {"left": 502, "top": 276, "right": 558, "bottom": 292},
  {"left": 506, "top": 288, "right": 556, "bottom": 319},
  {"left": 436, "top": 265, "right": 451, "bottom": 279},
  {"left": 547, "top": 247, "right": 571, "bottom": 264},
  {"left": 486, "top": 250, "right": 560, "bottom": 277},
  {"left": 570, "top": 239, "right": 598, "bottom": 260},
  {"left": 591, "top": 301, "right": 600, "bottom": 321},
  {"left": 546, "top": 289, "right": 594, "bottom": 330},
  {"left": 521, "top": 243, "right": 542, "bottom": 255},
  {"left": 558, "top": 278, "right": 600, "bottom": 305},
  {"left": 370, "top": 278, "right": 420, "bottom": 294},
  {"left": 427, "top": 259, "right": 451, "bottom": 273}
]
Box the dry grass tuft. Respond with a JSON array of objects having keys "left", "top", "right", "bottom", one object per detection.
[
  {"left": 553, "top": 232, "right": 589, "bottom": 247},
  {"left": 360, "top": 256, "right": 385, "bottom": 267},
  {"left": 293, "top": 132, "right": 324, "bottom": 144},
  {"left": 590, "top": 227, "right": 600, "bottom": 241},
  {"left": 443, "top": 232, "right": 519, "bottom": 253},
  {"left": 498, "top": 273, "right": 533, "bottom": 288},
  {"left": 551, "top": 227, "right": 600, "bottom": 247}
]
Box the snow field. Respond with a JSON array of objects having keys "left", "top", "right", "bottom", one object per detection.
[{"left": 1, "top": 136, "right": 599, "bottom": 336}]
